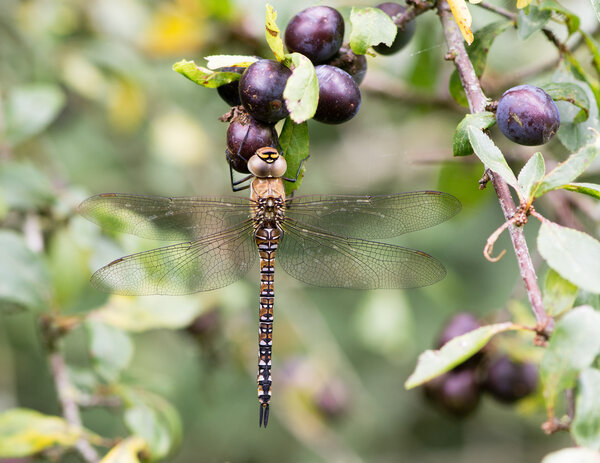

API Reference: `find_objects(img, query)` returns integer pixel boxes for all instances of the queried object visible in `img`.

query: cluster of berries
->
[214,3,416,175]
[424,313,538,417]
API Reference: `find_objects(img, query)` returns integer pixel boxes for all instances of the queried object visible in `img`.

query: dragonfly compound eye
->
[248,151,287,178]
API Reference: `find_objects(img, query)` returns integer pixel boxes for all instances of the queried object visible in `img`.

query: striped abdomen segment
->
[254,226,280,428]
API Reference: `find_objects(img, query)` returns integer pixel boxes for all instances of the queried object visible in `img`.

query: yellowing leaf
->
[448,0,474,45]
[100,436,147,463]
[265,4,286,62]
[517,0,533,8]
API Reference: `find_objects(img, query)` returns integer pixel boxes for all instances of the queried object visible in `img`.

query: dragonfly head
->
[248,147,287,178]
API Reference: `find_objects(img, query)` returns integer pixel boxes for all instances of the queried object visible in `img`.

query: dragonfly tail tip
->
[259,403,270,428]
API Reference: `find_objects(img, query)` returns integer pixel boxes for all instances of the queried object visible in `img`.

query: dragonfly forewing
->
[79,193,252,241]
[279,220,446,289]
[91,223,256,295]
[284,191,461,239]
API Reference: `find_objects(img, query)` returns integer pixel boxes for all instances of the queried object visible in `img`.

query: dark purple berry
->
[373,3,416,55]
[216,66,244,106]
[325,44,368,85]
[315,380,349,420]
[484,356,538,403]
[313,65,361,124]
[496,85,560,146]
[226,110,276,173]
[424,369,481,417]
[436,313,480,348]
[284,6,344,64]
[239,59,291,124]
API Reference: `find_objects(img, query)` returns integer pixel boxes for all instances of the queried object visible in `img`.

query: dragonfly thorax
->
[248,147,287,178]
[253,196,285,227]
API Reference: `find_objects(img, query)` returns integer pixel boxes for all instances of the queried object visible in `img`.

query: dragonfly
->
[79,147,461,427]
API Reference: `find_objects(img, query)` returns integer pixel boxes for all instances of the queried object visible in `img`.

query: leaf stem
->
[437,0,554,336]
[392,0,434,28]
[48,335,99,462]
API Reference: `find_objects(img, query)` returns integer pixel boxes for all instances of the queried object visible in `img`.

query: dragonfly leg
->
[229,162,253,192]
[282,155,310,183]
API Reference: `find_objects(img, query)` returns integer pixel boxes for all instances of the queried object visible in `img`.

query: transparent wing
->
[91,222,256,295]
[284,191,461,239]
[279,220,446,289]
[79,193,252,241]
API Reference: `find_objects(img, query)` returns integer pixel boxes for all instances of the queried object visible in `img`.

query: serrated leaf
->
[283,53,318,123]
[449,21,512,106]
[467,126,520,192]
[265,4,286,62]
[572,368,600,450]
[538,222,600,294]
[279,118,309,196]
[204,54,258,70]
[540,0,580,35]
[172,60,241,88]
[405,322,520,389]
[453,112,496,156]
[536,136,600,197]
[542,447,600,463]
[119,388,182,461]
[540,306,600,414]
[2,84,66,146]
[92,295,204,332]
[0,230,51,312]
[100,436,147,463]
[543,268,578,317]
[85,319,133,383]
[0,408,97,457]
[561,182,600,199]
[517,152,545,200]
[349,7,397,55]
[517,5,551,40]
[542,82,590,123]
[0,161,56,211]
[448,0,473,45]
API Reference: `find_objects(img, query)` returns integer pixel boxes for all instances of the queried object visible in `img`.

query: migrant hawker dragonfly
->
[79,147,461,427]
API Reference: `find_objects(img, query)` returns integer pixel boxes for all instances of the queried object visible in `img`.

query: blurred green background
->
[2,0,595,461]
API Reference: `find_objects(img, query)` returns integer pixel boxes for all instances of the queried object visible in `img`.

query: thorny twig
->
[437,0,554,336]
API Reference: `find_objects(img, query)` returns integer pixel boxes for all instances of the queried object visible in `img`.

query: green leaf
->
[592,0,600,24]
[467,126,520,192]
[561,182,600,199]
[540,306,600,414]
[279,118,309,196]
[265,4,286,62]
[172,60,242,88]
[553,68,600,152]
[542,82,590,123]
[2,84,66,146]
[349,7,397,55]
[540,0,580,35]
[572,368,600,450]
[100,436,147,463]
[538,221,600,294]
[452,112,496,156]
[92,295,204,332]
[120,388,182,461]
[405,322,520,389]
[283,53,318,123]
[0,230,51,312]
[0,161,56,211]
[517,5,551,40]
[204,54,258,70]
[517,152,545,200]
[543,268,578,317]
[0,408,95,457]
[542,447,600,463]
[85,319,133,383]
[535,136,600,197]
[582,30,600,77]
[449,21,512,107]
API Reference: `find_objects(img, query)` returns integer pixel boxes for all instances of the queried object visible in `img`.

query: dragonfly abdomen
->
[254,226,281,427]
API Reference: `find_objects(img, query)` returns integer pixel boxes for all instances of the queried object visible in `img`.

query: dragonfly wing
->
[284,191,461,239]
[79,193,252,241]
[91,223,256,295]
[279,220,446,289]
